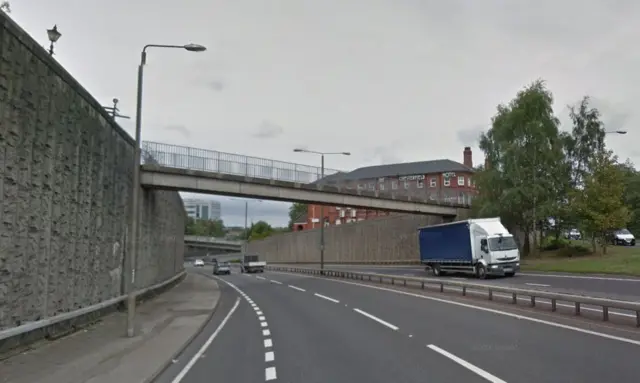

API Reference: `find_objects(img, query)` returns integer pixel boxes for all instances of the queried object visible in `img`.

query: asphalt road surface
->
[155,268,640,383]
[299,264,640,301]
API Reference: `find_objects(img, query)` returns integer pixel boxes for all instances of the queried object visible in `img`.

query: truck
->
[240,254,266,273]
[418,218,520,279]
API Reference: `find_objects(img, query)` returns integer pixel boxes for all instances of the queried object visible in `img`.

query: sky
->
[9,0,640,226]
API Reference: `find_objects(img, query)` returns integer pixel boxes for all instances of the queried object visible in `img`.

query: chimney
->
[463,147,473,168]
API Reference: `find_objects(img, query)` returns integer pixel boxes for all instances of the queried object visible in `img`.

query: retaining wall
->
[246,214,444,263]
[0,13,184,331]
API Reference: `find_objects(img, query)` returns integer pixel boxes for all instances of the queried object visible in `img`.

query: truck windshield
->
[244,255,259,262]
[488,236,518,251]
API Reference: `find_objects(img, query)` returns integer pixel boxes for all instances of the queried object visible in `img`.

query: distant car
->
[193,259,205,267]
[213,262,231,275]
[566,229,581,240]
[609,229,636,246]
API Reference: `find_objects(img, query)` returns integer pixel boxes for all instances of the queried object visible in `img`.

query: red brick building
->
[293,147,478,232]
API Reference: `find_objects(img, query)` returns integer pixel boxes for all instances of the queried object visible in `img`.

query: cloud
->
[253,120,284,139]
[163,124,191,138]
[207,80,225,91]
[456,125,486,147]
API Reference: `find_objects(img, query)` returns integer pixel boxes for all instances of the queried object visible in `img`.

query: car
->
[193,259,205,267]
[213,262,231,275]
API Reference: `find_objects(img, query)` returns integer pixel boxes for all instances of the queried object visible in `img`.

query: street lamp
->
[125,42,206,338]
[293,148,350,274]
[605,130,627,135]
[46,25,61,55]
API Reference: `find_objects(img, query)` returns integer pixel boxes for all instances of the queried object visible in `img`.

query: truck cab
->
[477,234,519,278]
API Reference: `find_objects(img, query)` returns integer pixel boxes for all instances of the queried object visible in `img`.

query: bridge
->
[140,142,470,217]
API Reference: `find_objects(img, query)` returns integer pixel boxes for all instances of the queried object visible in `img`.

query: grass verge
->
[522,245,640,276]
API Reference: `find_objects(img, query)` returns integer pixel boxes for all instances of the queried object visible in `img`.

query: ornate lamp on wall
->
[46,25,61,55]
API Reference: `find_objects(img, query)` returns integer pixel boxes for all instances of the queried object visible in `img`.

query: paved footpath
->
[0,270,219,383]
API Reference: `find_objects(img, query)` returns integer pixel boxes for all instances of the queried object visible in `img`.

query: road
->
[155,268,640,383]
[293,264,640,301]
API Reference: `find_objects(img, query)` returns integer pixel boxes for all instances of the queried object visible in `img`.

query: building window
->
[368,183,375,190]
[380,183,385,191]
[351,209,357,218]
[444,178,450,187]
[392,180,398,190]
[404,181,410,189]
[430,178,436,187]
[468,177,471,187]
[458,176,465,186]
[336,219,341,225]
[357,184,364,190]
[417,179,424,188]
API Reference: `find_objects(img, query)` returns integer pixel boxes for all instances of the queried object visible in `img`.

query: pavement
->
[274,263,640,302]
[157,267,640,383]
[0,269,219,383]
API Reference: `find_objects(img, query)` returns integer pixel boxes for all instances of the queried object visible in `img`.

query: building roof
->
[319,159,473,183]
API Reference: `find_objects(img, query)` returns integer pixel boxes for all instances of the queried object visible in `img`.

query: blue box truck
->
[418,218,520,279]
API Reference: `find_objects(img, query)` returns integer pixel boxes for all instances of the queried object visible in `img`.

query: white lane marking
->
[353,308,399,331]
[289,285,306,292]
[525,283,551,287]
[257,311,263,315]
[259,316,266,321]
[170,298,240,383]
[256,276,266,280]
[427,344,506,383]
[263,329,271,336]
[265,366,277,381]
[314,292,340,303]
[254,307,260,311]
[265,351,274,362]
[521,272,640,282]
[270,280,283,285]
[264,338,273,348]
[272,271,640,347]
[261,321,268,328]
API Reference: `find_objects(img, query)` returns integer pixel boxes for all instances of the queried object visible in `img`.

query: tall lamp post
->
[605,130,627,135]
[293,148,350,274]
[126,42,206,338]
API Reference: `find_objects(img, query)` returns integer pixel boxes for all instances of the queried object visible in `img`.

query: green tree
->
[618,160,640,235]
[185,217,226,237]
[475,79,566,256]
[246,220,274,240]
[288,202,308,229]
[571,151,630,254]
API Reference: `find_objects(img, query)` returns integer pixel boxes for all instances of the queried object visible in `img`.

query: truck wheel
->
[432,264,442,277]
[476,264,488,279]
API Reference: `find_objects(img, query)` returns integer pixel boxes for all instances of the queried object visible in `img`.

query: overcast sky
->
[10,0,640,226]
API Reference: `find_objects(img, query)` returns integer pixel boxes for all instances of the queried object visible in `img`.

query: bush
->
[541,236,570,251]
[556,244,592,258]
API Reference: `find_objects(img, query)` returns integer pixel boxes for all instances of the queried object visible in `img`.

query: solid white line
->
[265,351,274,362]
[256,276,266,280]
[521,272,640,282]
[270,271,640,347]
[263,329,271,336]
[265,366,277,381]
[525,283,551,287]
[170,298,241,383]
[270,280,283,284]
[264,338,273,348]
[427,344,506,383]
[314,292,340,303]
[258,316,266,321]
[289,285,306,292]
[261,321,268,328]
[353,308,399,331]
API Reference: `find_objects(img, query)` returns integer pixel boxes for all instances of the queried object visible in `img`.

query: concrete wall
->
[246,214,444,263]
[0,13,184,330]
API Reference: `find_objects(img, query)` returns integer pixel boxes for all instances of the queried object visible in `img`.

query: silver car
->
[213,262,231,275]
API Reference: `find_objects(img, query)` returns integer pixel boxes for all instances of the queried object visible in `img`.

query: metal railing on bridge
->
[142,142,474,207]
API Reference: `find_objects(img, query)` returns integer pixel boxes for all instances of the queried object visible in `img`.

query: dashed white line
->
[314,292,340,303]
[265,351,275,362]
[525,283,551,287]
[289,285,306,292]
[259,316,266,321]
[427,344,506,383]
[256,276,266,280]
[264,338,273,348]
[270,279,283,284]
[257,310,263,315]
[261,321,268,328]
[169,298,240,383]
[263,329,271,336]
[353,308,399,331]
[265,366,277,381]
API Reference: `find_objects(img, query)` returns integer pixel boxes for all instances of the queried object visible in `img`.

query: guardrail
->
[268,260,421,266]
[0,270,186,343]
[267,266,640,327]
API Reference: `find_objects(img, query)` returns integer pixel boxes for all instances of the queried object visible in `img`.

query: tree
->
[571,151,630,254]
[288,203,308,229]
[565,96,606,187]
[246,220,274,240]
[184,217,226,237]
[618,160,640,235]
[475,79,566,256]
